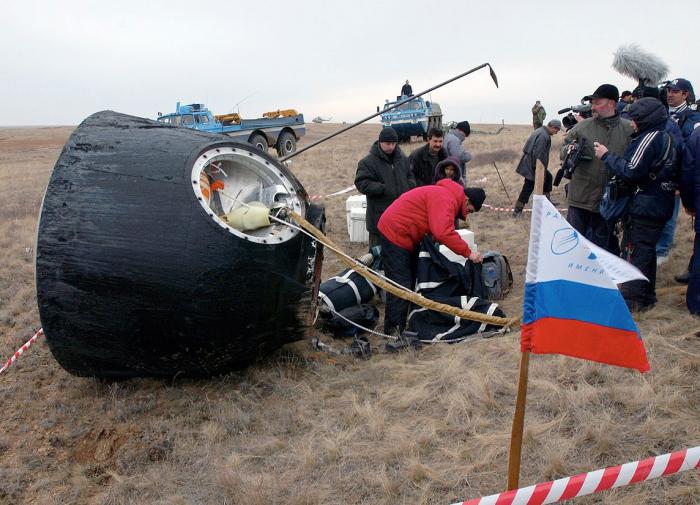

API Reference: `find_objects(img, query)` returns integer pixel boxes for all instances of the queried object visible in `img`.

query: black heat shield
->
[36,111,324,379]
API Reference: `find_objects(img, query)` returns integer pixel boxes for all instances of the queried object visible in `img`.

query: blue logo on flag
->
[551,228,579,255]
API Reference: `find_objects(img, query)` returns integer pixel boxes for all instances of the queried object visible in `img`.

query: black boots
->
[512,201,525,216]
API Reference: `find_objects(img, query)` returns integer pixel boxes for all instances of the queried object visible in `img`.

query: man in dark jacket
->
[355,127,416,251]
[594,98,677,312]
[409,127,447,186]
[377,181,485,334]
[657,78,700,270]
[513,119,562,215]
[616,91,633,114]
[679,127,700,313]
[562,84,634,251]
[401,80,413,97]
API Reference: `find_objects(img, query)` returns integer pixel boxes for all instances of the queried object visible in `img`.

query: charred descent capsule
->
[36,111,324,378]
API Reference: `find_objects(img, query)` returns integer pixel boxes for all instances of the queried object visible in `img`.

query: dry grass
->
[0,123,698,504]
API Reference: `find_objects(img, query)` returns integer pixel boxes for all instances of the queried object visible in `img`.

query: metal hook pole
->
[280,63,499,162]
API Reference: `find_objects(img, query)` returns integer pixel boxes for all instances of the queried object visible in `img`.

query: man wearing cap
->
[355,127,416,251]
[409,127,447,186]
[513,119,562,215]
[377,181,485,335]
[561,84,634,251]
[658,78,700,275]
[442,121,473,183]
[667,78,700,140]
[616,90,634,114]
[532,101,546,129]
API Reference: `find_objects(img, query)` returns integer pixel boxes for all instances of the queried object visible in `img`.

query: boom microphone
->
[612,44,669,86]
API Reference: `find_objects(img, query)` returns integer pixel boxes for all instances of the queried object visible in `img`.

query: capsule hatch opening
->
[192,147,303,244]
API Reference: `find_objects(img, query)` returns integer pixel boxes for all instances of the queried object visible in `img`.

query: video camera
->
[557,102,593,130]
[553,137,589,187]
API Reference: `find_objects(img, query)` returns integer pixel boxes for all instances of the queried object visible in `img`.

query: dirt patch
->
[72,425,140,466]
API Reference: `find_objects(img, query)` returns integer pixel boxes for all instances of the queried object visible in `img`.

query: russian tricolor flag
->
[521,195,650,373]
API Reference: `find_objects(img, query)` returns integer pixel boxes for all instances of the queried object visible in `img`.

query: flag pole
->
[506,159,546,489]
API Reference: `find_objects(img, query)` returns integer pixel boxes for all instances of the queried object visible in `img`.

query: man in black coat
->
[594,98,677,312]
[408,128,447,186]
[355,127,416,251]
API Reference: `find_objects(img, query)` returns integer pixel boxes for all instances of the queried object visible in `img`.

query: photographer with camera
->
[561,84,634,252]
[513,119,562,216]
[594,98,677,312]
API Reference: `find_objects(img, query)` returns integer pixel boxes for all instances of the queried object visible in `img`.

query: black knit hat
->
[456,121,471,136]
[464,187,486,212]
[378,127,398,142]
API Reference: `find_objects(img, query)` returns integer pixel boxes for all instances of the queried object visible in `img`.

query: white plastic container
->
[349,207,369,243]
[438,229,477,264]
[346,195,369,242]
[346,195,367,230]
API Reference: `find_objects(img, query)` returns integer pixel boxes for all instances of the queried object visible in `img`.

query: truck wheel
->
[276,132,296,157]
[249,133,268,151]
[422,133,428,141]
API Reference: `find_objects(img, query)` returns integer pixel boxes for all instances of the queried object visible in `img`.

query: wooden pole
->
[506,159,546,489]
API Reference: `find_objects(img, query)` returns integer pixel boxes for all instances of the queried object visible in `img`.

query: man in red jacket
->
[377,179,486,335]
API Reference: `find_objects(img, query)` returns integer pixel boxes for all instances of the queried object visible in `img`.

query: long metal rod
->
[280,63,499,162]
[493,162,512,203]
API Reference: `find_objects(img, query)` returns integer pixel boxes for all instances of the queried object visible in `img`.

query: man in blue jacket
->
[679,127,700,314]
[594,98,677,312]
[655,78,700,267]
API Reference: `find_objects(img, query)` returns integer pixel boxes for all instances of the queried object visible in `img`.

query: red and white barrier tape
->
[0,328,44,374]
[482,204,568,213]
[309,185,356,201]
[452,446,699,505]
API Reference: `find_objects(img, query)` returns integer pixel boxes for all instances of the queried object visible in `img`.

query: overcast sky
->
[4,0,700,126]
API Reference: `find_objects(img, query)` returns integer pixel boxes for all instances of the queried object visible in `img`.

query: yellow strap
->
[289,210,521,328]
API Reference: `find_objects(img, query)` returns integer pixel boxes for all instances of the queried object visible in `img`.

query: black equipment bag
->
[318,268,377,313]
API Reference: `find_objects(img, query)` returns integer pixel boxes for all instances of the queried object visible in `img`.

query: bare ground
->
[0,123,698,504]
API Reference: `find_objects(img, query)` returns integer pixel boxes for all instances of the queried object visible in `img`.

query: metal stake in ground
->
[492,161,512,203]
[280,63,499,162]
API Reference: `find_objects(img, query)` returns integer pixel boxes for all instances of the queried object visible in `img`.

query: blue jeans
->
[656,195,680,256]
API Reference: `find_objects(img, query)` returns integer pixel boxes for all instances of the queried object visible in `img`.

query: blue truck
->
[156,102,305,156]
[378,95,442,142]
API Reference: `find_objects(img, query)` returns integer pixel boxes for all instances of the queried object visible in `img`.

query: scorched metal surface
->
[36,111,324,378]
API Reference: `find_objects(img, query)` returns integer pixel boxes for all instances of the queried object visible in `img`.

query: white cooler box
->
[346,195,369,243]
[438,229,477,264]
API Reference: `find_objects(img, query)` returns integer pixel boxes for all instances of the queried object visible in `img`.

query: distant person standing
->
[442,121,472,183]
[616,90,634,114]
[408,127,447,186]
[532,101,546,129]
[513,119,562,215]
[355,127,416,251]
[401,80,413,97]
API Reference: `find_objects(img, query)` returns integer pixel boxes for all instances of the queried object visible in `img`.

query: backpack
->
[480,251,513,301]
